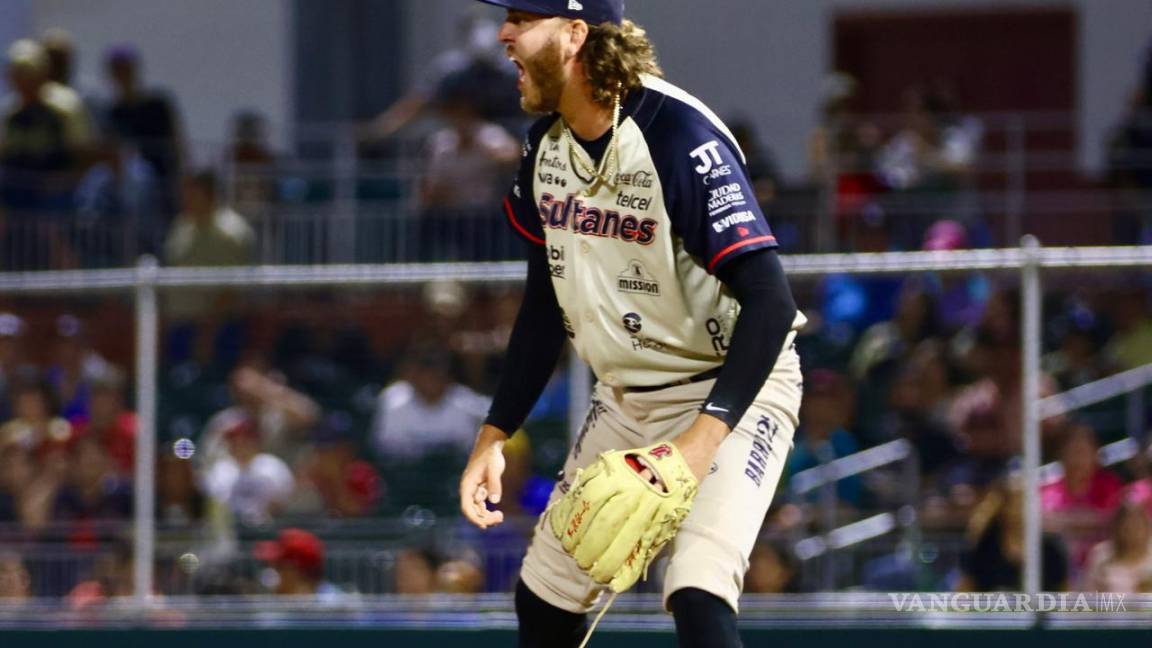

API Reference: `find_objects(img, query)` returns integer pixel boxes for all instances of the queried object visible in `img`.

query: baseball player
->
[457,2,805,646]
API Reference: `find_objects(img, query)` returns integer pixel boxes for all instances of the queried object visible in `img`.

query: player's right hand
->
[459,424,509,529]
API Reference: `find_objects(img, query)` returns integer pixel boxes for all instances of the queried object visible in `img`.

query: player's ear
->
[566,19,589,55]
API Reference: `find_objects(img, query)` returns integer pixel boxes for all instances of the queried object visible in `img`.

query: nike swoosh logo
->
[704,404,729,414]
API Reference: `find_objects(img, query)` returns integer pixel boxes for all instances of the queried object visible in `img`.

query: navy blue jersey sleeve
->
[503,117,555,246]
[648,104,777,272]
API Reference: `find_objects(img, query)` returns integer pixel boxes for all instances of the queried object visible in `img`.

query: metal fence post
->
[133,255,160,606]
[818,444,838,591]
[1020,235,1042,594]
[900,447,922,570]
[1127,388,1147,445]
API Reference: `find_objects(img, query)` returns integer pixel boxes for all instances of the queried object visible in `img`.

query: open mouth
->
[509,56,526,86]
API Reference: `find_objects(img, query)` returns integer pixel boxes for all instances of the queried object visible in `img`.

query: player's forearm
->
[702,249,798,429]
[484,246,567,434]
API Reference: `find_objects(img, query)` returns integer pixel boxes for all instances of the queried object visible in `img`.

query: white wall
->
[455,0,1152,179]
[1080,0,1152,172]
[26,0,292,162]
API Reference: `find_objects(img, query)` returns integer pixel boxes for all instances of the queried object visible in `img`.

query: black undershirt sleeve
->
[484,244,569,435]
[703,248,798,429]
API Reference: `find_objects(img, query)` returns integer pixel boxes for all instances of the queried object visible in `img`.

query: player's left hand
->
[548,441,700,593]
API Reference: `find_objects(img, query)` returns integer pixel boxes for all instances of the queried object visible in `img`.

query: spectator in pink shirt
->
[1042,424,1125,572]
[1042,425,1125,514]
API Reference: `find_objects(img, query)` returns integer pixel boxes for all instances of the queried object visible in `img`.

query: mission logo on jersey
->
[617,260,660,296]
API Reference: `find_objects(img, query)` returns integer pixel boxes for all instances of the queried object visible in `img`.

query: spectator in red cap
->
[255,528,342,598]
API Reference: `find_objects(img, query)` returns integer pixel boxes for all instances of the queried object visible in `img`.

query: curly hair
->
[579,19,663,107]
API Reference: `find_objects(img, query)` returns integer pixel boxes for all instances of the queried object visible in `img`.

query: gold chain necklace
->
[561,85,622,196]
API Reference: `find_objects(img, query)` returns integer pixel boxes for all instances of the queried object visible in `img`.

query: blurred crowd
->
[5,19,1152,273]
[804,73,986,253]
[1,32,184,270]
[759,272,1152,594]
[0,276,567,602]
[2,269,1152,601]
[0,20,527,273]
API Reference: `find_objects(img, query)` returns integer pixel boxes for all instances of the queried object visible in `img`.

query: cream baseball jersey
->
[504,75,806,388]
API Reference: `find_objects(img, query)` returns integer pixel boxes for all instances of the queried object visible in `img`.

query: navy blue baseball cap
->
[475,0,624,25]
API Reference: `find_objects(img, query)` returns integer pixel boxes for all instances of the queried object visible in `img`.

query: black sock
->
[515,578,589,648]
[668,587,744,648]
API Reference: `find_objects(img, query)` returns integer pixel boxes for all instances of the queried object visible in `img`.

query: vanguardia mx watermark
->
[889,592,1128,613]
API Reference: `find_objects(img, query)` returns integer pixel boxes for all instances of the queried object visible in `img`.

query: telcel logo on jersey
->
[616,191,652,211]
[617,260,660,296]
[538,193,658,245]
[690,140,732,184]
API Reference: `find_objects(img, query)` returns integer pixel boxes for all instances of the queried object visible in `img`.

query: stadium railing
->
[1,241,1150,630]
[8,111,1152,271]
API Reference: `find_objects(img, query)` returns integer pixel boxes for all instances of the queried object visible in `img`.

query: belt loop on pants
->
[622,366,723,393]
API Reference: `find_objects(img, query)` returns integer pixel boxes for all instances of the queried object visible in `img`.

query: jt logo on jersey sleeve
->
[690,140,732,185]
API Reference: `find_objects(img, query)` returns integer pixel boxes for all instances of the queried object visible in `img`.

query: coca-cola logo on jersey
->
[615,170,654,188]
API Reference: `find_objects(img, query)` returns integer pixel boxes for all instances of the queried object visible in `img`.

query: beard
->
[520,39,565,114]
